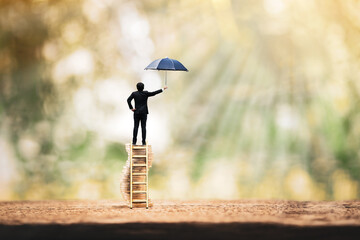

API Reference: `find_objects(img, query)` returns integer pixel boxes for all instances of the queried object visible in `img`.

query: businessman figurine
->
[127,82,167,145]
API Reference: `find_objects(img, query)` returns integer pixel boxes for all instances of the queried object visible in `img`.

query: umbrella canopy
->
[144,57,188,71]
[144,57,188,86]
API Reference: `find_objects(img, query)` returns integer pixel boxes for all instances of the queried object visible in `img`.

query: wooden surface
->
[0,200,359,239]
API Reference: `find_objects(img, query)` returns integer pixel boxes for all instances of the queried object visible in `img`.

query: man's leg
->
[133,114,140,144]
[140,114,147,145]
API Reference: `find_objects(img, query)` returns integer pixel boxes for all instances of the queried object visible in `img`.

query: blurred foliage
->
[0,0,359,200]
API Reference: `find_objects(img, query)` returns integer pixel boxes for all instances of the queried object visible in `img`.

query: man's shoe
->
[142,142,146,146]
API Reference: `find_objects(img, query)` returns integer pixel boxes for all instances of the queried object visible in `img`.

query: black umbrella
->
[144,57,188,86]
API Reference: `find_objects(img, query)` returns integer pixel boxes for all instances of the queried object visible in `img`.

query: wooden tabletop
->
[0,200,359,239]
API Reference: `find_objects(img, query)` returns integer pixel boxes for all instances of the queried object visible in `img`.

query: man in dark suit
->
[127,82,167,145]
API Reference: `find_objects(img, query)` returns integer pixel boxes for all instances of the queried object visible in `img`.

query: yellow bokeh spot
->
[332,170,358,200]
[285,167,325,200]
[252,174,283,199]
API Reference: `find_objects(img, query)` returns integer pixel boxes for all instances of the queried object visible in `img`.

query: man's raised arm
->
[147,86,168,97]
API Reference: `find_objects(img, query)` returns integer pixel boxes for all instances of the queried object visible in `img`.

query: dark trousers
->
[133,113,147,144]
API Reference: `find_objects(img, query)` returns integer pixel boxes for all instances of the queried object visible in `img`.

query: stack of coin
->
[120,144,153,207]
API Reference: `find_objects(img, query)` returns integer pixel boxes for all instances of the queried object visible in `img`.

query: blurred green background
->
[0,0,359,201]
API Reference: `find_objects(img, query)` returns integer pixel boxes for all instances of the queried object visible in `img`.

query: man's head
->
[136,82,144,91]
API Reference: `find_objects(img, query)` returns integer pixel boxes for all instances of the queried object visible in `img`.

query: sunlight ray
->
[179,47,245,143]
